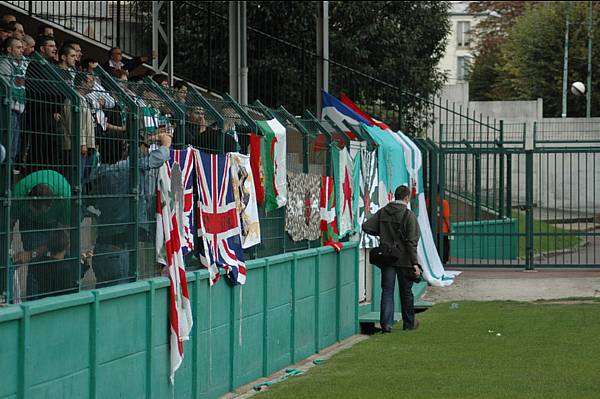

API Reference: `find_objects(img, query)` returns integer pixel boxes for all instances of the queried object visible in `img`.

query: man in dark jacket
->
[362,185,421,333]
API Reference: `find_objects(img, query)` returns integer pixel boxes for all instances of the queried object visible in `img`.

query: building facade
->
[438,1,487,84]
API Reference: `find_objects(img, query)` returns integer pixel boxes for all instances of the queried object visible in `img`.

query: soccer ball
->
[571,81,586,96]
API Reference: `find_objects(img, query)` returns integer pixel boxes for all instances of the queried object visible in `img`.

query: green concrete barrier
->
[0,242,359,399]
[451,218,518,260]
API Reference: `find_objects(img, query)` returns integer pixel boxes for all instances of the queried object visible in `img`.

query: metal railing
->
[5,1,152,58]
[0,53,335,303]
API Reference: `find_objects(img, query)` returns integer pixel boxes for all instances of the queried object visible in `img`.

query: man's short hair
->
[152,73,168,85]
[35,35,54,52]
[62,39,80,48]
[58,44,75,59]
[3,37,21,52]
[174,80,187,90]
[8,21,22,30]
[37,24,52,36]
[395,185,411,201]
[81,57,98,70]
[112,69,128,80]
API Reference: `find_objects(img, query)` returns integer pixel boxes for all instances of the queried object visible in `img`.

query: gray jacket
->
[362,201,420,268]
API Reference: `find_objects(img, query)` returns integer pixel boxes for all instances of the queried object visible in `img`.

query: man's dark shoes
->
[403,319,420,331]
[381,325,392,334]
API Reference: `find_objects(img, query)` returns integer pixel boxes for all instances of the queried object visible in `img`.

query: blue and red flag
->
[194,150,247,285]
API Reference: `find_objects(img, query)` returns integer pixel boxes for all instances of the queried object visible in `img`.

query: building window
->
[457,56,471,81]
[457,21,471,47]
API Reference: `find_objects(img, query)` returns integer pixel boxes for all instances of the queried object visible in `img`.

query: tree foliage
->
[466,1,534,100]
[494,1,600,117]
[134,1,451,126]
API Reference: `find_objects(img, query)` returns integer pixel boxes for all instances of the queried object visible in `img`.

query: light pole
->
[587,0,593,118]
[562,1,571,118]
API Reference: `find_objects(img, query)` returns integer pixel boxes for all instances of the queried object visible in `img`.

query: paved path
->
[422,268,600,303]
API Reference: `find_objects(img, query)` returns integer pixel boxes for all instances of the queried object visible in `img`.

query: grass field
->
[258,300,600,399]
[515,212,584,257]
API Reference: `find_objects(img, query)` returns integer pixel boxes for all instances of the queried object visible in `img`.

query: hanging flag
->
[229,152,261,249]
[339,92,390,131]
[331,146,356,238]
[285,172,322,242]
[320,175,341,245]
[359,149,380,248]
[194,149,247,285]
[256,119,287,212]
[167,148,196,256]
[249,133,265,205]
[337,92,460,286]
[321,90,372,140]
[155,162,193,384]
[394,131,461,287]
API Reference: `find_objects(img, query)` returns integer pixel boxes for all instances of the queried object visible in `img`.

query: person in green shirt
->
[9,170,74,300]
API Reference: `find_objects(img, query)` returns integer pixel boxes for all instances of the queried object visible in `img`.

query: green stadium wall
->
[0,242,359,399]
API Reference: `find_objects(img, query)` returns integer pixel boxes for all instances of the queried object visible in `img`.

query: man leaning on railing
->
[86,129,172,288]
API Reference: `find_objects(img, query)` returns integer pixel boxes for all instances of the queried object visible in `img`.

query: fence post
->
[474,153,482,221]
[498,120,505,219]
[116,1,121,47]
[438,150,446,258]
[430,147,439,246]
[506,153,512,219]
[525,150,535,270]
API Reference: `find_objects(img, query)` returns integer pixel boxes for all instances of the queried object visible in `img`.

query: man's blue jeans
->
[380,266,415,330]
[10,110,21,165]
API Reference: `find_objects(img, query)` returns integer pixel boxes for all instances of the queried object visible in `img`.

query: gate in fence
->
[420,120,600,269]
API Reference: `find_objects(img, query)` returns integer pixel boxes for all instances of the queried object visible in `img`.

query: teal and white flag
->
[393,131,461,287]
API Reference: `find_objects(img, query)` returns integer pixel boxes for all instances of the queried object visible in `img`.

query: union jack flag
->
[168,148,196,256]
[193,149,247,285]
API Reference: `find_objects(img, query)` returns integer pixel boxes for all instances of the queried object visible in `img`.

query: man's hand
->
[413,265,421,278]
[13,251,31,263]
[81,145,88,155]
[158,131,172,148]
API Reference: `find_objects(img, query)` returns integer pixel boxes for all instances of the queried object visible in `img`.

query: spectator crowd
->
[0,13,212,302]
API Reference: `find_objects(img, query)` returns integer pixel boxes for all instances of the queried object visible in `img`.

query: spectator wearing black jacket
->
[102,46,156,77]
[23,35,64,173]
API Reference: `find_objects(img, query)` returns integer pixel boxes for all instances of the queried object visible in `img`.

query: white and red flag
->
[156,153,193,384]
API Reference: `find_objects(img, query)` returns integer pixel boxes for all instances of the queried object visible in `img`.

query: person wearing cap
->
[1,15,17,25]
[0,20,14,43]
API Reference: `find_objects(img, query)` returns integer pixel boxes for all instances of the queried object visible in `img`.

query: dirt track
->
[422,268,600,303]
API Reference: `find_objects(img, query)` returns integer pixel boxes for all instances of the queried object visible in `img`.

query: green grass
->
[258,301,600,399]
[515,212,584,257]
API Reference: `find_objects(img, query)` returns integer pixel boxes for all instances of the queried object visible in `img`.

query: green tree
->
[495,1,600,117]
[133,1,451,127]
[466,1,534,100]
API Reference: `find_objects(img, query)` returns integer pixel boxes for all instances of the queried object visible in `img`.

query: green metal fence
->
[0,54,349,304]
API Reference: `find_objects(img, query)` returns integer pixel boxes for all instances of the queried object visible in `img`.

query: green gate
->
[423,120,600,269]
